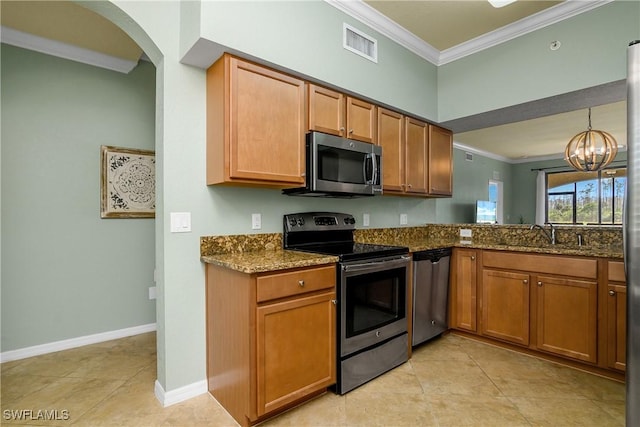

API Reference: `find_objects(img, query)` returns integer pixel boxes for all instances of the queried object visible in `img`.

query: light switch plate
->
[252,213,262,230]
[363,213,370,226]
[148,286,157,300]
[170,212,191,233]
[400,213,408,225]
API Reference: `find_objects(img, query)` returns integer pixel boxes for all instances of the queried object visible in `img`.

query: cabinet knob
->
[340,127,345,133]
[349,128,354,134]
[537,281,543,287]
[298,280,305,287]
[331,299,337,305]
[523,279,528,285]
[609,290,616,296]
[471,256,475,260]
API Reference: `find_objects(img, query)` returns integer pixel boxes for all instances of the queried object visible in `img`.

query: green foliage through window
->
[546,168,626,225]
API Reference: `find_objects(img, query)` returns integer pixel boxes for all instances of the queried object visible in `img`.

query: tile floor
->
[1,332,625,426]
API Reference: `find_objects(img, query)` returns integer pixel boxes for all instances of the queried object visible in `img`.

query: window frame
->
[545,168,626,225]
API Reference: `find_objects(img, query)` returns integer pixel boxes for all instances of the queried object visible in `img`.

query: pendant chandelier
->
[564,107,618,172]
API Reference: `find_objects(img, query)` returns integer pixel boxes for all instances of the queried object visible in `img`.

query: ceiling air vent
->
[343,23,377,63]
[465,152,474,161]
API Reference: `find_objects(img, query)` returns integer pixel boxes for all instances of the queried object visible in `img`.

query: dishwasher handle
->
[413,247,452,263]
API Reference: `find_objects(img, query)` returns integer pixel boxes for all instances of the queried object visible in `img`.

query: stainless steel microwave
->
[283,132,382,197]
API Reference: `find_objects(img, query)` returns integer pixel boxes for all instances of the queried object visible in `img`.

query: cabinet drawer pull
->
[298,280,305,287]
[609,290,616,296]
[537,281,543,287]
[523,279,528,285]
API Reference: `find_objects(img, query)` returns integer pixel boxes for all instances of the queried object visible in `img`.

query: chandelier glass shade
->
[564,108,618,172]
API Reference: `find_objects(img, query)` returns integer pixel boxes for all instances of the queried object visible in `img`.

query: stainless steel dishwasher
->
[412,247,452,346]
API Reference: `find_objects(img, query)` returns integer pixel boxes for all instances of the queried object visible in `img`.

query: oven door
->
[339,255,410,357]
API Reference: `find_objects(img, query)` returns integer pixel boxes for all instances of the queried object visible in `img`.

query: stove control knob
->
[297,218,305,226]
[289,218,297,227]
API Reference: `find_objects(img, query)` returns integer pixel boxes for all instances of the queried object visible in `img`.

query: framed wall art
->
[101,145,156,218]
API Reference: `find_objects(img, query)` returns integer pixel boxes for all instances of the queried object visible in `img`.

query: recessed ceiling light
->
[488,0,517,8]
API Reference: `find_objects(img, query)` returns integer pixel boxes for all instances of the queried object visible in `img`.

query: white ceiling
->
[0,0,625,163]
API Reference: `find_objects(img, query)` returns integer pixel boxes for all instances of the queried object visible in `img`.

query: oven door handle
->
[342,255,411,272]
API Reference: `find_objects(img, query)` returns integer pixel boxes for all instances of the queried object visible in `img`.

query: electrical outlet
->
[460,229,472,237]
[363,213,370,226]
[400,213,408,225]
[252,213,262,230]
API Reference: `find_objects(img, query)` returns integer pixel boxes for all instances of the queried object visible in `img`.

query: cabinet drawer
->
[257,265,336,302]
[482,251,597,279]
[608,261,626,283]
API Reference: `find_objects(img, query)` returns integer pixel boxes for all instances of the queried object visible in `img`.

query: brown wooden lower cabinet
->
[450,249,624,374]
[206,263,336,427]
[450,248,478,332]
[481,269,530,346]
[256,292,335,416]
[535,275,597,363]
[607,260,627,371]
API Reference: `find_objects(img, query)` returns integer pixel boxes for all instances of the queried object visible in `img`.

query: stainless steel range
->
[283,212,410,394]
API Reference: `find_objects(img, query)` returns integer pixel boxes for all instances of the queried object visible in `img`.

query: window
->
[546,168,626,225]
[488,180,503,224]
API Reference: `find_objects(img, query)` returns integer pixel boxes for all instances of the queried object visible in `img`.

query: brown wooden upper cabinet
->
[377,109,453,197]
[428,125,453,196]
[307,83,377,144]
[206,54,306,187]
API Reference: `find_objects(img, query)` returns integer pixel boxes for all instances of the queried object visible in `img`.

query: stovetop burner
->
[283,212,409,262]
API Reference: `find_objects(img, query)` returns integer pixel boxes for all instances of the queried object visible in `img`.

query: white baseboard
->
[154,379,208,407]
[0,323,157,363]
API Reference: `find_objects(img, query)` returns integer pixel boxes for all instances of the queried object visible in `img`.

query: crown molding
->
[326,0,613,66]
[324,0,440,64]
[1,26,138,73]
[453,141,513,163]
[439,0,614,65]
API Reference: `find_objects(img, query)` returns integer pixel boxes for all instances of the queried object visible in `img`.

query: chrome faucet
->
[529,223,556,245]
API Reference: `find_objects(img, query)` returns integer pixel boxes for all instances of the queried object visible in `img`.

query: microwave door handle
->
[364,153,375,185]
[371,152,378,185]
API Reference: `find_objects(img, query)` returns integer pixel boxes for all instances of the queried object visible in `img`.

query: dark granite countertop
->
[200,225,623,274]
[201,249,338,274]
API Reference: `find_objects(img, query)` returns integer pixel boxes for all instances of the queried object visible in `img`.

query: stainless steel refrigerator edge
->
[626,39,640,426]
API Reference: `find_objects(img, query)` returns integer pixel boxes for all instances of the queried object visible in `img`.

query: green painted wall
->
[196,0,439,121]
[438,0,640,121]
[436,149,513,224]
[0,45,156,351]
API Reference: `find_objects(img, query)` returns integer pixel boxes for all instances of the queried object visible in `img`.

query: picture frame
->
[101,145,156,218]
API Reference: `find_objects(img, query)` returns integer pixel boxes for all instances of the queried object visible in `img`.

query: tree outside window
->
[547,168,626,225]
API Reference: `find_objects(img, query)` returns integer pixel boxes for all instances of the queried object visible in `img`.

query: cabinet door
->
[451,249,478,332]
[481,269,530,346]
[607,283,626,371]
[377,108,405,193]
[536,275,597,363]
[346,97,376,143]
[404,117,428,195]
[428,125,453,196]
[307,84,345,137]
[256,291,336,416]
[229,57,305,184]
